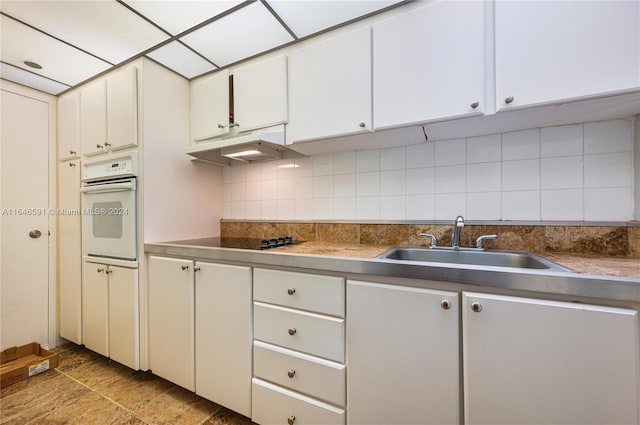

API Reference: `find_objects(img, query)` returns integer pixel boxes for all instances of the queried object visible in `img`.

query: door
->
[58,91,81,160]
[109,265,139,370]
[81,260,109,356]
[190,71,229,143]
[463,292,639,425]
[106,66,138,152]
[148,256,195,390]
[58,160,82,344]
[1,89,51,349]
[80,79,107,156]
[195,262,252,416]
[347,280,459,425]
[288,27,372,144]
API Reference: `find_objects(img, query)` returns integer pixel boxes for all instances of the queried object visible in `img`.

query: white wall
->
[635,115,639,221]
[223,118,635,222]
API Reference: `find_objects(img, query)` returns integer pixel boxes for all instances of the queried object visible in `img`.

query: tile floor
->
[1,343,253,425]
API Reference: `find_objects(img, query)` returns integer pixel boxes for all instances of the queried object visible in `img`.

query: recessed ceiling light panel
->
[146,42,217,79]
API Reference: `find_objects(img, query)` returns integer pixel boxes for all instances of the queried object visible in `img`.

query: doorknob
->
[28,230,42,239]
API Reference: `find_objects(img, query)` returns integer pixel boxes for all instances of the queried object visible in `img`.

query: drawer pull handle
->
[181,265,189,270]
[287,288,296,295]
[471,302,482,313]
[441,299,451,310]
[288,416,296,425]
[288,328,297,336]
[287,369,296,378]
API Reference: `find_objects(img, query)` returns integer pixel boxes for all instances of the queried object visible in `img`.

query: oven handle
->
[80,181,135,193]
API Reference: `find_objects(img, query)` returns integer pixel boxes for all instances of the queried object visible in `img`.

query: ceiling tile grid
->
[0,0,405,95]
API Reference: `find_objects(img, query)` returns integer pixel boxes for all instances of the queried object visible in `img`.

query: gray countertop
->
[145,240,640,303]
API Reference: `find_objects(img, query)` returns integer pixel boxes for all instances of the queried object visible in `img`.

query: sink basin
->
[377,247,574,272]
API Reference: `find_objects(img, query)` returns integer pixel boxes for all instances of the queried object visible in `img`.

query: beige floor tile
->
[0,373,90,425]
[0,368,60,400]
[133,385,221,425]
[205,407,253,425]
[95,370,174,411]
[54,343,102,373]
[64,357,137,391]
[28,391,129,425]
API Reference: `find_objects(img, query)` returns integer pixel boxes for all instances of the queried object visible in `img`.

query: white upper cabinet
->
[233,55,288,133]
[80,66,138,156]
[288,27,372,144]
[495,0,640,110]
[190,70,230,143]
[80,79,107,156]
[106,66,138,152]
[373,0,485,130]
[58,91,81,160]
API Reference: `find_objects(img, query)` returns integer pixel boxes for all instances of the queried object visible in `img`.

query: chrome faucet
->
[419,233,438,247]
[452,215,464,249]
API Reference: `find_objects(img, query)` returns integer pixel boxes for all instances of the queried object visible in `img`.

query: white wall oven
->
[81,152,138,267]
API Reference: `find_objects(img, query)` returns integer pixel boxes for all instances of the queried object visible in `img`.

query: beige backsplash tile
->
[220,221,639,258]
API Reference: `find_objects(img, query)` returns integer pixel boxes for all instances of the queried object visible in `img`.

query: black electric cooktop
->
[166,236,303,250]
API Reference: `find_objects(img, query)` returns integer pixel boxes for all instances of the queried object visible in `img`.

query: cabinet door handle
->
[358,121,366,128]
[288,416,296,425]
[104,141,111,147]
[69,149,76,155]
[69,162,76,167]
[287,369,296,378]
[181,265,189,270]
[217,123,227,129]
[504,96,515,104]
[194,266,201,272]
[470,101,479,109]
[288,328,297,336]
[441,299,451,310]
[287,288,296,295]
[471,302,482,312]
[105,269,113,275]
[96,144,103,149]
[97,268,105,273]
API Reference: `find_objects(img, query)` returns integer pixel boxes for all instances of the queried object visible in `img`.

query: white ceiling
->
[0,0,404,96]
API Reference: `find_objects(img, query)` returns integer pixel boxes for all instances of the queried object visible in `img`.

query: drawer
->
[254,268,345,317]
[254,341,345,407]
[252,378,345,425]
[254,302,345,363]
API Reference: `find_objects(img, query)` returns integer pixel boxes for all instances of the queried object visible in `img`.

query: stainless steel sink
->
[377,247,575,272]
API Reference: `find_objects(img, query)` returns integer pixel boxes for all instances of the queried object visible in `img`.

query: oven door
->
[80,177,137,262]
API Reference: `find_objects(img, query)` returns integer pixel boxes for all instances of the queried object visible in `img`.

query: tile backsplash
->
[223,118,635,222]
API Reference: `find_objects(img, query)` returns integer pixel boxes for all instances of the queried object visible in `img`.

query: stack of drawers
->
[252,268,346,425]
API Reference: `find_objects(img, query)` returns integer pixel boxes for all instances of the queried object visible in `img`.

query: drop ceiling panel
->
[0,15,112,86]
[0,63,69,95]
[268,0,400,38]
[146,42,217,79]
[123,0,243,35]
[0,0,169,64]
[181,1,294,67]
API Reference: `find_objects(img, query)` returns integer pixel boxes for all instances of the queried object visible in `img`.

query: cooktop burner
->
[167,236,303,250]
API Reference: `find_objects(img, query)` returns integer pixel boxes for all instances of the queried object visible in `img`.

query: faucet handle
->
[419,233,438,247]
[476,234,498,249]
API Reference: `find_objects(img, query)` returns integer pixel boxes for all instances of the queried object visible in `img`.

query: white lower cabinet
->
[463,292,639,425]
[346,280,460,425]
[195,262,252,417]
[81,260,139,369]
[148,256,252,414]
[252,268,346,425]
[148,256,195,390]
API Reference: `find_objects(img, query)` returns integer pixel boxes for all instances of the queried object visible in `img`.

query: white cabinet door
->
[82,260,109,356]
[233,55,288,132]
[495,0,640,110]
[347,281,459,425]
[106,66,138,151]
[463,292,639,425]
[58,160,82,344]
[80,79,107,156]
[191,71,229,143]
[58,91,81,160]
[195,262,252,417]
[373,0,484,129]
[288,27,371,144]
[108,265,139,370]
[148,256,195,391]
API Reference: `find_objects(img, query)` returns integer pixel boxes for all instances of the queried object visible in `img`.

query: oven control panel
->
[81,152,138,181]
